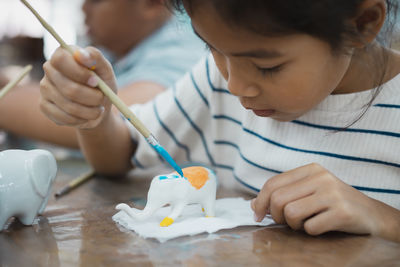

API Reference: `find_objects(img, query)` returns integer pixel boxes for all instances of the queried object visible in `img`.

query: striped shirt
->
[127,54,400,209]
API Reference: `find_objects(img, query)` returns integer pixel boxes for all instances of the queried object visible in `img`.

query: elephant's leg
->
[18,212,37,225]
[160,202,186,227]
[202,198,216,217]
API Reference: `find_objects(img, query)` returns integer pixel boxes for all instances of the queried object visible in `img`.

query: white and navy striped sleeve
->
[126,54,217,169]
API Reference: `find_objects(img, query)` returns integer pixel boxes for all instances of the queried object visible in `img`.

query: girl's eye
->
[256,64,283,76]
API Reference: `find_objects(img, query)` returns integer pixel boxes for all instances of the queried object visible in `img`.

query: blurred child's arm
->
[0,75,165,149]
[118,81,165,105]
[251,163,400,242]
[76,110,134,176]
[0,82,79,148]
[40,46,134,176]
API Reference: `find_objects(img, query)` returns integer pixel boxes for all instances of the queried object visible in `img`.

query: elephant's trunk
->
[116,203,158,221]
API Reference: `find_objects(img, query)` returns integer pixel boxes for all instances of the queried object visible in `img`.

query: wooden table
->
[1,158,400,266]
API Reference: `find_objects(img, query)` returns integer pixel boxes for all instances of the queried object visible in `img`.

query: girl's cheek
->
[211,51,229,79]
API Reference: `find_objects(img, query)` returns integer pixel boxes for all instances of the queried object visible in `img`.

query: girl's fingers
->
[304,186,374,235]
[283,194,328,230]
[40,76,104,122]
[72,46,97,70]
[51,46,117,94]
[40,98,87,126]
[286,182,371,235]
[50,47,95,86]
[253,163,325,221]
[80,47,117,90]
[269,173,322,224]
[40,46,116,130]
[43,61,104,107]
[303,209,342,236]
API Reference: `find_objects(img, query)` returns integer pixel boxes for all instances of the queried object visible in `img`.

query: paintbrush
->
[0,65,32,100]
[20,0,183,176]
[55,170,95,198]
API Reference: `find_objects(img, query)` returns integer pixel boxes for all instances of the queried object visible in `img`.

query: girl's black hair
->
[168,0,397,50]
[167,0,398,127]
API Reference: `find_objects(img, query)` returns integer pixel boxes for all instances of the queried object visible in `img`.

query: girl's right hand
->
[40,46,118,129]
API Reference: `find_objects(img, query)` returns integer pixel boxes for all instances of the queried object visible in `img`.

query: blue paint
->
[159,174,187,180]
[153,144,184,177]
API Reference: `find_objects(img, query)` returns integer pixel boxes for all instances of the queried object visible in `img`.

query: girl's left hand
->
[251,163,400,239]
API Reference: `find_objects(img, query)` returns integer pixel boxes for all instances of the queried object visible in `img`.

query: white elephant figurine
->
[0,149,57,230]
[116,166,217,227]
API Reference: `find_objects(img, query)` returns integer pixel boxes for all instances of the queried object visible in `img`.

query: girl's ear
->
[351,0,386,47]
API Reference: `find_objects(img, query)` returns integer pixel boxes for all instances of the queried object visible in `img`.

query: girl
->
[40,0,400,241]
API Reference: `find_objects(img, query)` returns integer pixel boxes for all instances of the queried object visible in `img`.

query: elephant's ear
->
[28,150,57,198]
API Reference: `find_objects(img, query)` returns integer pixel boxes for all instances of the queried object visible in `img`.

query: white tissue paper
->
[112,197,275,242]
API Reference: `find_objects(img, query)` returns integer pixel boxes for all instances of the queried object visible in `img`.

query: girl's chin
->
[252,109,275,117]
[253,111,300,122]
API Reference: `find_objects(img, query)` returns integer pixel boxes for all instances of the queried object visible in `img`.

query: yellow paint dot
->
[160,217,174,227]
[72,50,96,70]
[73,50,80,62]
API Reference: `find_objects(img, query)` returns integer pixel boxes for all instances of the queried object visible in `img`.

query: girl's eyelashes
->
[256,64,283,77]
[204,42,284,77]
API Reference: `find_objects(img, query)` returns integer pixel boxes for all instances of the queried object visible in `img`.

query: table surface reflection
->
[1,158,400,267]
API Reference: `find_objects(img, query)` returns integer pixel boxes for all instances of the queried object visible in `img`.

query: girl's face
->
[190,4,354,121]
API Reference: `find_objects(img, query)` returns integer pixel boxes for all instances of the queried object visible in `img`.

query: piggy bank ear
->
[28,150,57,198]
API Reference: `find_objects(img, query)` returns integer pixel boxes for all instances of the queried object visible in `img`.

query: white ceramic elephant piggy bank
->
[116,166,217,227]
[0,149,57,230]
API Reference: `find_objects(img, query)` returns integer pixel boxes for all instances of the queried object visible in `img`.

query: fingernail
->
[87,75,98,87]
[100,106,105,113]
[79,48,90,59]
[74,48,96,69]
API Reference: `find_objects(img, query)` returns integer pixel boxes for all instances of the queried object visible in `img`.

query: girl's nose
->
[227,74,259,97]
[225,60,260,97]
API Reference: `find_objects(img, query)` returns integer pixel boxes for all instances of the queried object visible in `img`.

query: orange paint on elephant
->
[182,166,209,189]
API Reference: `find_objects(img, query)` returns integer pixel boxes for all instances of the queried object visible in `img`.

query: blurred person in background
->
[0,0,204,150]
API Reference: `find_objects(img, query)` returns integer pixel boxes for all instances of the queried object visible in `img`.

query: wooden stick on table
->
[55,170,96,198]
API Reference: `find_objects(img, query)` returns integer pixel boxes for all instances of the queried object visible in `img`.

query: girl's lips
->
[252,109,276,117]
